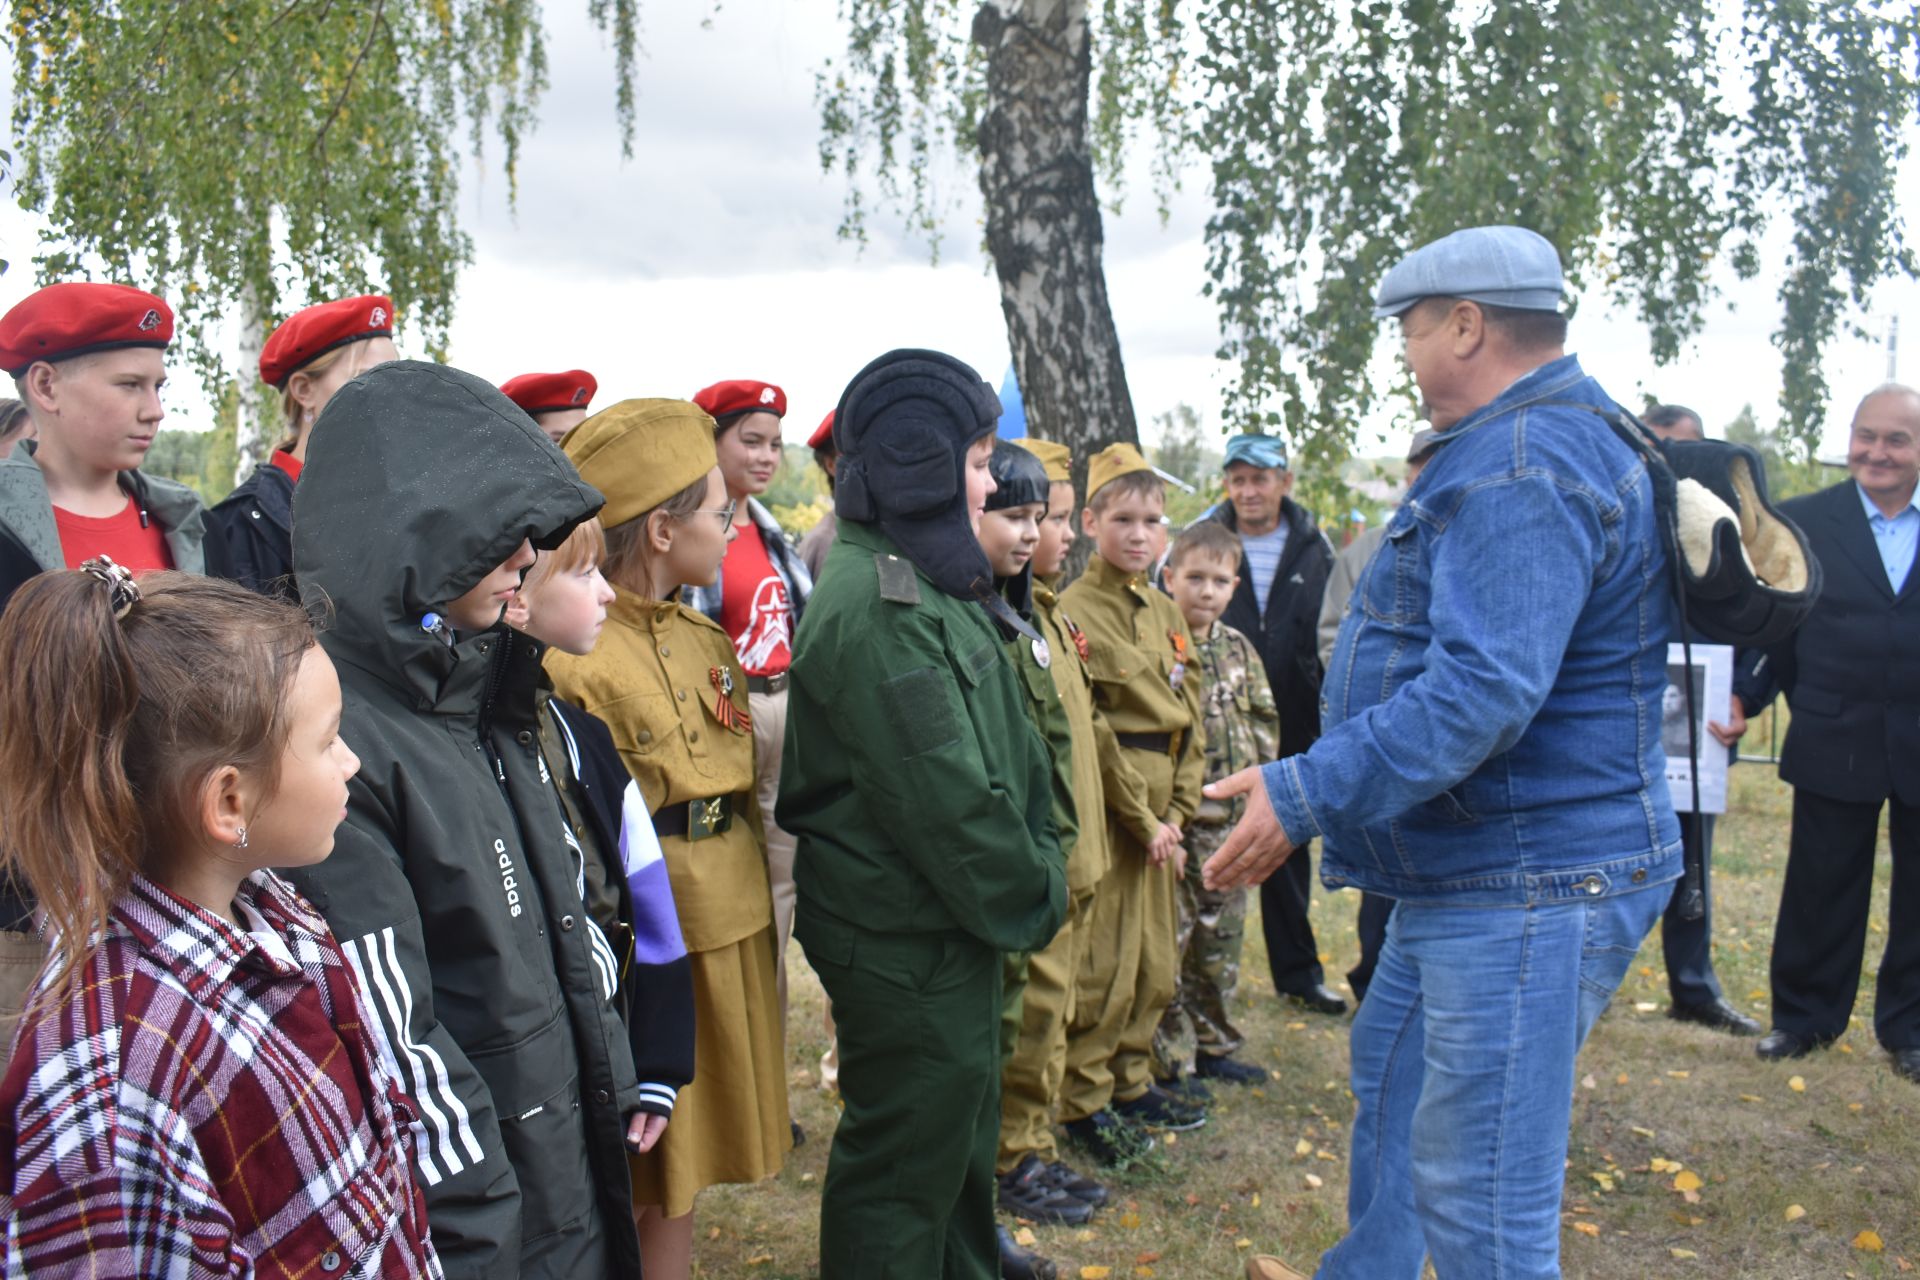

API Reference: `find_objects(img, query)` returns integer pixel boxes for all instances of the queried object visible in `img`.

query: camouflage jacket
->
[1191,621,1281,827]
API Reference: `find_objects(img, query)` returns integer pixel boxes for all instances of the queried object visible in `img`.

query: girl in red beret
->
[685,380,813,1145]
[209,294,398,600]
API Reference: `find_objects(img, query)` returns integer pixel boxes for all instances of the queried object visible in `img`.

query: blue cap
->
[1223,434,1289,471]
[1372,225,1564,320]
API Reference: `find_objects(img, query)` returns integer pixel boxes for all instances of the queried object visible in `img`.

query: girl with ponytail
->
[0,561,441,1278]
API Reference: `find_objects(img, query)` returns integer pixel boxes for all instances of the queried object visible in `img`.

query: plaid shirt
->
[0,870,441,1279]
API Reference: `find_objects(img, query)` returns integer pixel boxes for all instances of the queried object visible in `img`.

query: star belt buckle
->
[688,795,734,842]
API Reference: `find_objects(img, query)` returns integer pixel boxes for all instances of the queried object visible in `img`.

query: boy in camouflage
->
[1153,520,1282,1086]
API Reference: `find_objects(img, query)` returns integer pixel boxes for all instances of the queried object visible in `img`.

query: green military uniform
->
[1151,619,1281,1079]
[1059,554,1205,1118]
[998,600,1079,1070]
[781,519,1067,1279]
[998,578,1114,1169]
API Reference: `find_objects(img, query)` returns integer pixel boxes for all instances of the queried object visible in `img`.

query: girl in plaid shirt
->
[0,562,441,1279]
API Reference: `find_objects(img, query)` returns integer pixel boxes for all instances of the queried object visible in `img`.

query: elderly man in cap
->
[1204,432,1343,1015]
[1208,226,1680,1280]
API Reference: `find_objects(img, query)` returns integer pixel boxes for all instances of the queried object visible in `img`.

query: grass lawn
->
[698,763,1918,1278]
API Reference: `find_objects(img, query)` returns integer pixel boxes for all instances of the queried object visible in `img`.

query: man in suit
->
[1205,435,1344,1015]
[1735,384,1920,1083]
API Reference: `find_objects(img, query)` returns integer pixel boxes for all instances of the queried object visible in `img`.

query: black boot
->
[997,1224,1058,1280]
[997,1154,1094,1225]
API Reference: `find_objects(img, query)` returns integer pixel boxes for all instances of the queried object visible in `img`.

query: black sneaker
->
[996,1223,1059,1280]
[1195,1053,1270,1086]
[1042,1159,1109,1207]
[1113,1084,1207,1132]
[1159,1073,1213,1106]
[1062,1109,1156,1167]
[998,1154,1095,1225]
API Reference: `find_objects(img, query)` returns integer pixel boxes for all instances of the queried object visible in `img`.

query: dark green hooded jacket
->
[286,361,641,1280]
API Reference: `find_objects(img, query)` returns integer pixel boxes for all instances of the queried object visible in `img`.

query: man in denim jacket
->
[1210,226,1681,1280]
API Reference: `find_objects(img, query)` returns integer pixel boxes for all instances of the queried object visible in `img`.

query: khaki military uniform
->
[1059,555,1204,1117]
[999,579,1115,1168]
[1152,620,1281,1079]
[547,588,791,1217]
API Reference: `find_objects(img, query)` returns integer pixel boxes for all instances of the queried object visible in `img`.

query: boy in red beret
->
[210,294,399,599]
[0,282,224,614]
[502,370,598,443]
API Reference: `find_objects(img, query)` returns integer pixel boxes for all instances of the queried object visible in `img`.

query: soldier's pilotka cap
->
[563,398,716,529]
[1372,225,1565,319]
[1012,437,1072,485]
[1223,434,1288,471]
[1086,442,1154,501]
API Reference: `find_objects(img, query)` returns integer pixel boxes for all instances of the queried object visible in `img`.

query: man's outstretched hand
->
[1201,766,1297,891]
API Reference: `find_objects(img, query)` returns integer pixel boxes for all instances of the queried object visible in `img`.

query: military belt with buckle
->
[653,793,738,842]
[1115,730,1183,759]
[746,672,790,695]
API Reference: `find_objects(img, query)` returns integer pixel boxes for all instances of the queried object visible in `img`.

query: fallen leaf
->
[1118,1212,1141,1230]
[1682,1188,1702,1205]
[800,1172,815,1183]
[1135,1252,1160,1265]
[1134,1270,1155,1279]
[1571,1221,1602,1237]
[1788,1075,1807,1093]
[1303,1174,1324,1190]
[1649,1158,1682,1174]
[1894,1256,1913,1272]
[1163,1132,1177,1146]
[1673,1171,1704,1193]
[1848,1102,1864,1113]
[708,1228,722,1241]
[1739,1094,1764,1103]
[1784,1204,1806,1222]
[1590,1172,1616,1192]
[1632,1126,1658,1140]
[747,1255,773,1266]
[1250,1194,1261,1208]
[1634,1001,1659,1012]
[1667,1070,1691,1079]
[1856,1231,1886,1254]
[1080,1268,1113,1280]
[1185,1193,1201,1206]
[1617,1073,1631,1085]
[1294,1138,1313,1157]
[1670,1248,1699,1259]
[1581,1074,1597,1090]
[1235,1239,1252,1250]
[1315,1149,1337,1162]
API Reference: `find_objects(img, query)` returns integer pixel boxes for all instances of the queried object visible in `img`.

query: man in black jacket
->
[1735,384,1920,1084]
[1204,434,1343,1014]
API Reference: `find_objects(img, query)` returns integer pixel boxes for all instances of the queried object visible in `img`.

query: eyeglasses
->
[675,499,737,530]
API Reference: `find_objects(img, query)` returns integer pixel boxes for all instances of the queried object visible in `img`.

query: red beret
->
[807,410,836,450]
[260,294,394,388]
[693,379,786,422]
[0,283,173,377]
[501,370,598,415]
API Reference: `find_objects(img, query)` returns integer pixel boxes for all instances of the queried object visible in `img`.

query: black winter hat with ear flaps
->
[832,348,1004,600]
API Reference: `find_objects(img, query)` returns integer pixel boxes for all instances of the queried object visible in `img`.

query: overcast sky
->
[1,0,1913,463]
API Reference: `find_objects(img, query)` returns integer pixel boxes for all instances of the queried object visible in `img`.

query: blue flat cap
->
[1223,434,1289,471]
[1372,225,1564,319]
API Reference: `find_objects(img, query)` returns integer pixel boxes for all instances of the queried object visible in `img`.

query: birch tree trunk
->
[234,283,273,486]
[973,0,1140,525]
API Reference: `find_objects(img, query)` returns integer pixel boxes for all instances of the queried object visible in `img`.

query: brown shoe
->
[1245,1256,1310,1280]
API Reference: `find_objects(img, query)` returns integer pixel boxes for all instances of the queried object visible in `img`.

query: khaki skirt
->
[628,923,791,1216]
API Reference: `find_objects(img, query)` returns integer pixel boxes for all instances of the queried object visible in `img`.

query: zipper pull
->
[494,754,506,785]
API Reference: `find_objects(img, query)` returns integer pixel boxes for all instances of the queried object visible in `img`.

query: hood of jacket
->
[292,360,602,706]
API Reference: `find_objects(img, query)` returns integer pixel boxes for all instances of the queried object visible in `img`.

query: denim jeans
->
[1315,882,1670,1280]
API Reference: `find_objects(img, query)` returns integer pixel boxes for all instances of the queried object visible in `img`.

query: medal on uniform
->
[708,667,751,733]
[1032,637,1052,669]
[1169,630,1188,689]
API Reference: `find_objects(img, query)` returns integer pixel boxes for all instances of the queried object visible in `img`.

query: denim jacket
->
[1266,354,1681,905]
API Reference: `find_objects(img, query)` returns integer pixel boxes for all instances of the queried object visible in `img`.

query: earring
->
[235,826,249,850]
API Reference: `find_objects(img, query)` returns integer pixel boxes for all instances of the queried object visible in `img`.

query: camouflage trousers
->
[1151,819,1249,1079]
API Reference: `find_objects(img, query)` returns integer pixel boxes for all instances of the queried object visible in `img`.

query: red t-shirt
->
[271,450,303,482]
[718,525,793,676]
[53,497,175,572]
